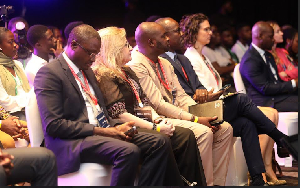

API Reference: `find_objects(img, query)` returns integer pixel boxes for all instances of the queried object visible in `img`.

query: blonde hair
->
[93,27,127,80]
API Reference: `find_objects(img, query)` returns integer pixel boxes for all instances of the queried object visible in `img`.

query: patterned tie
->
[77,71,87,87]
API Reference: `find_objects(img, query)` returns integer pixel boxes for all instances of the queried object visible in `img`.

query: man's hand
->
[158,119,175,137]
[197,116,220,133]
[193,89,211,103]
[0,149,14,177]
[93,121,136,141]
[206,89,224,102]
[1,116,21,138]
[50,40,64,57]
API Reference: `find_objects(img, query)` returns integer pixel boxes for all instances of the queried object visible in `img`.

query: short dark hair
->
[219,24,231,35]
[0,27,10,43]
[27,25,49,47]
[64,21,84,40]
[68,24,100,46]
[236,23,250,33]
[179,13,209,48]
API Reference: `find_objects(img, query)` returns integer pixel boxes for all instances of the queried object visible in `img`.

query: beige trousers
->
[168,119,233,186]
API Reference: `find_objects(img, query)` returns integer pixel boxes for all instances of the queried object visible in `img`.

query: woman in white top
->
[0,27,30,120]
[180,13,285,185]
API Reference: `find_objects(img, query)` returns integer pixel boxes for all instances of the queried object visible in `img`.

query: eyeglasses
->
[202,27,212,33]
[73,40,96,61]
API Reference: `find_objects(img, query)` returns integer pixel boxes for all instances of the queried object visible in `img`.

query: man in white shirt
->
[25,25,56,87]
[231,23,252,62]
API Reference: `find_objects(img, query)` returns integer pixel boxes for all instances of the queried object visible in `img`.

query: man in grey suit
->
[34,24,182,186]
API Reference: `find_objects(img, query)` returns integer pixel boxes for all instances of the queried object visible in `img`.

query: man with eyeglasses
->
[33,24,184,186]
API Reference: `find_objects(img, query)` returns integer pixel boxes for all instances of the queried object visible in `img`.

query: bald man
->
[240,21,298,112]
[34,24,182,186]
[128,22,234,186]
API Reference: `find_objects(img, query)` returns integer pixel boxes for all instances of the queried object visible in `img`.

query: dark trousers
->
[0,147,57,186]
[223,93,279,176]
[79,130,181,186]
[141,126,207,186]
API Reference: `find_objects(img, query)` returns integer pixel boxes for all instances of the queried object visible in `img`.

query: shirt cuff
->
[291,79,296,88]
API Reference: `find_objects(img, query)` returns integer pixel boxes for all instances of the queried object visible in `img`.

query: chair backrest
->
[25,88,44,147]
[233,64,246,94]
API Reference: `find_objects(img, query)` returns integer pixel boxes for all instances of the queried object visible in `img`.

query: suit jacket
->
[160,53,206,98]
[239,44,294,107]
[184,47,222,92]
[34,54,109,175]
[127,50,196,121]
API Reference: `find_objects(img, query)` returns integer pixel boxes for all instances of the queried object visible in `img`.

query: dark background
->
[0,0,298,31]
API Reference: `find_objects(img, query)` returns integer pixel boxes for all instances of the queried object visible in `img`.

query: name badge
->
[134,106,153,122]
[96,112,110,128]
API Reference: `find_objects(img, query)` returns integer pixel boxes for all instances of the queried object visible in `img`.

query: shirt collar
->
[251,43,265,56]
[165,51,176,61]
[62,52,80,74]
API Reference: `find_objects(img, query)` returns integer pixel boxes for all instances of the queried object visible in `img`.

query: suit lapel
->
[58,55,88,119]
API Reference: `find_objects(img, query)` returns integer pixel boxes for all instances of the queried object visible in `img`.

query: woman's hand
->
[158,119,175,137]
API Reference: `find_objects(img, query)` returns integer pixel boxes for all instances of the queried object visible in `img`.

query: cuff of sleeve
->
[291,79,296,88]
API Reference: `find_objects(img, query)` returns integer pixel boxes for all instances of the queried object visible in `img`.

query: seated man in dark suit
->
[156,17,296,186]
[33,24,183,186]
[240,21,298,112]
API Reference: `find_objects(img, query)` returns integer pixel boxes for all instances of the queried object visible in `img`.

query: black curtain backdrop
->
[0,0,298,33]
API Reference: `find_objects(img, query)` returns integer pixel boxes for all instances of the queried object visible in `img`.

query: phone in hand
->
[210,120,224,127]
[219,84,231,92]
[124,126,137,135]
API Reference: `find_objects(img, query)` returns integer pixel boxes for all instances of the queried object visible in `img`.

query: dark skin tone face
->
[260,26,275,50]
[0,31,18,58]
[163,20,182,52]
[209,25,221,48]
[35,29,56,54]
[239,26,252,43]
[221,30,234,48]
[70,38,101,70]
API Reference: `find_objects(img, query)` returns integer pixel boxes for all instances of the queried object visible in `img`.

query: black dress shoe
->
[277,145,290,158]
[279,136,298,159]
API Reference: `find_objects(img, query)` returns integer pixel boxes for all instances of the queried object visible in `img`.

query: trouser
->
[0,147,57,186]
[79,129,183,186]
[223,93,280,176]
[142,126,207,186]
[274,94,298,112]
[168,118,233,186]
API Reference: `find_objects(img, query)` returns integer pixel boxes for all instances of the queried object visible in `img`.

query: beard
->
[156,41,169,52]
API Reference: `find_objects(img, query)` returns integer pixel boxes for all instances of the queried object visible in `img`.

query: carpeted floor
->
[278,160,298,186]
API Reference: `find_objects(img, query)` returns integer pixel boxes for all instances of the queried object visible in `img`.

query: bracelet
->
[194,116,198,123]
[190,115,195,122]
[156,124,161,132]
[152,123,157,131]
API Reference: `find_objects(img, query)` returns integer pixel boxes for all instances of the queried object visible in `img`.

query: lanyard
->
[181,67,189,82]
[67,64,98,105]
[203,56,219,86]
[121,70,143,108]
[146,56,171,91]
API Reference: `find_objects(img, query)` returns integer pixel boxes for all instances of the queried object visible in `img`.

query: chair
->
[225,137,248,186]
[25,88,113,186]
[233,64,298,167]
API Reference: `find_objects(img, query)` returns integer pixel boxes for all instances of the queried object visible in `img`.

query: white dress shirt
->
[202,46,231,67]
[0,60,30,113]
[231,40,249,62]
[25,54,48,88]
[62,52,100,125]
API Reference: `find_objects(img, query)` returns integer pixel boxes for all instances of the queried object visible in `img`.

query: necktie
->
[264,52,278,81]
[77,71,87,87]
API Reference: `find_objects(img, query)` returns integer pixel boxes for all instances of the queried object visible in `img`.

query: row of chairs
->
[24,65,297,185]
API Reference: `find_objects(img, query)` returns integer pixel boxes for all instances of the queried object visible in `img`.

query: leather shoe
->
[277,145,290,158]
[279,136,298,159]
